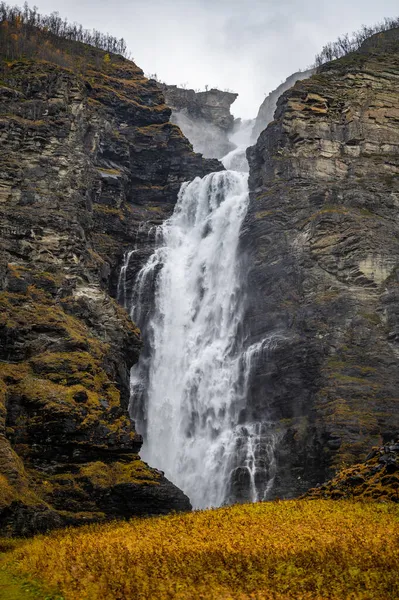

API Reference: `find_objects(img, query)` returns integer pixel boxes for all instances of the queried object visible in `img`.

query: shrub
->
[314,17,399,66]
[0,1,129,64]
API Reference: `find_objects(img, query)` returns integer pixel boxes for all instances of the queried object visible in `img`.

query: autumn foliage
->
[0,2,128,66]
[3,499,399,599]
[314,16,399,65]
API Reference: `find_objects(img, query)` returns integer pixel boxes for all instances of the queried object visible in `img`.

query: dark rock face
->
[159,84,238,158]
[0,42,218,534]
[245,31,399,498]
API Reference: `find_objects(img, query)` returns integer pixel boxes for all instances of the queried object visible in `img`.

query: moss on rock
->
[305,439,399,502]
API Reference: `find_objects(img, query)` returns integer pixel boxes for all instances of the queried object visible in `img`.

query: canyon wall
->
[245,30,399,497]
[0,38,221,535]
[2,19,399,529]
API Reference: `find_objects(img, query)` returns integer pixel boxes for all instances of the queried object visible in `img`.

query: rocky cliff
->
[251,69,315,143]
[159,84,238,158]
[245,29,399,498]
[0,32,221,535]
[304,438,398,501]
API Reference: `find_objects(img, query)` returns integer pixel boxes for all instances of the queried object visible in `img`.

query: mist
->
[35,0,399,118]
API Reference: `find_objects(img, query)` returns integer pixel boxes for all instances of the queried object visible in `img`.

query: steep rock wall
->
[245,31,399,498]
[0,41,221,534]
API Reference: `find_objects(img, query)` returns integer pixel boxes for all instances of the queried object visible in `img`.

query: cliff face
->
[0,41,220,535]
[159,84,238,158]
[245,30,399,498]
[251,69,315,143]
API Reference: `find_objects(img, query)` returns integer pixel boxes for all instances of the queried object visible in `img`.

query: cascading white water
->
[124,128,279,508]
[130,171,249,507]
[221,118,254,172]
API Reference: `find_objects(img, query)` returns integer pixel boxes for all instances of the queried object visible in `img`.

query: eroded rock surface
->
[251,69,315,143]
[159,84,238,158]
[245,30,399,498]
[0,38,220,534]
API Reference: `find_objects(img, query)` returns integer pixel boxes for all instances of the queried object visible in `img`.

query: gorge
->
[1,8,399,537]
[121,26,399,507]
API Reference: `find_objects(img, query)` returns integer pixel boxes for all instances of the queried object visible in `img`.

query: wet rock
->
[96,478,191,518]
[245,29,399,497]
[0,501,64,537]
[366,449,378,461]
[347,475,365,486]
[386,462,398,474]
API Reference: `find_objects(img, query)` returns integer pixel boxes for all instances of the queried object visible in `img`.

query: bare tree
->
[314,16,399,66]
[0,1,130,63]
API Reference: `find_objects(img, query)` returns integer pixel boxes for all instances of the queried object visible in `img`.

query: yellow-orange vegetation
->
[3,499,399,599]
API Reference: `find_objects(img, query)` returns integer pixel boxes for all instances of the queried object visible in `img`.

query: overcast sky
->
[36,0,399,118]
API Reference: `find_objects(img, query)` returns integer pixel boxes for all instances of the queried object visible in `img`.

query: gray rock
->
[244,31,399,497]
[0,43,218,535]
[159,84,238,158]
[251,68,315,143]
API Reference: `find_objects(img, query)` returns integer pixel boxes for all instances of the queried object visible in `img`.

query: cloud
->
[36,0,399,117]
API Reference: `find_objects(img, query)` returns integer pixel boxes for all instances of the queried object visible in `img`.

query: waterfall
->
[124,159,278,508]
[221,118,254,172]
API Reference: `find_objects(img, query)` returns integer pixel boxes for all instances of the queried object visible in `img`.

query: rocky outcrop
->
[159,84,238,158]
[251,69,315,143]
[244,30,399,498]
[304,439,399,502]
[0,34,221,535]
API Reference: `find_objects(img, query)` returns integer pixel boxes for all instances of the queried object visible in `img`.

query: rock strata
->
[245,29,399,498]
[0,33,220,534]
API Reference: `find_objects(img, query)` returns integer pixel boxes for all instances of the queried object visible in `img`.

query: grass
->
[2,499,399,599]
[0,568,61,600]
[0,543,62,600]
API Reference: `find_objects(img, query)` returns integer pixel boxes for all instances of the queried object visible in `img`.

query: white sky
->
[35,0,399,118]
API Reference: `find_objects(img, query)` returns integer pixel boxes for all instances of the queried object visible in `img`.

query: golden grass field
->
[1,499,399,599]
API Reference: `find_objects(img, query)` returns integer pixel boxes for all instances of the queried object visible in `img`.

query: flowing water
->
[123,127,278,508]
[221,118,253,172]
